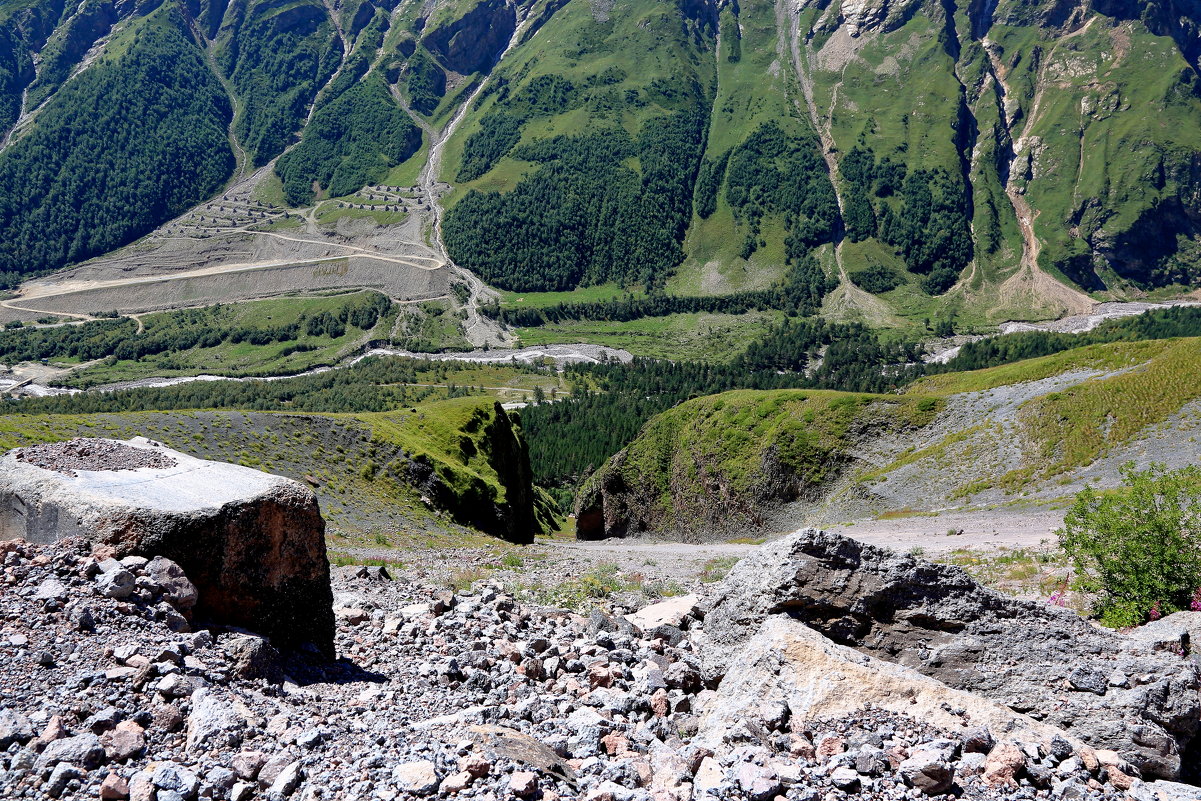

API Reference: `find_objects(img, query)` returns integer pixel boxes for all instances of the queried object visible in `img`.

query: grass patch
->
[1004,338,1201,485]
[936,546,1074,603]
[515,311,783,362]
[54,291,396,388]
[909,339,1178,396]
[699,555,740,583]
[498,283,638,310]
[446,567,491,593]
[577,388,944,537]
[521,563,628,612]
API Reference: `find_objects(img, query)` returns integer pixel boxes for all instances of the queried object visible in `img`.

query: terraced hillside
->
[3,0,1201,333]
[576,337,1201,540]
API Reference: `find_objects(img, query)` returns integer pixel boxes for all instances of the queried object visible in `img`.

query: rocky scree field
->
[3,523,1201,801]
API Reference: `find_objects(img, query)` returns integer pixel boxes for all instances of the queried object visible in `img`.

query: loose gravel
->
[0,538,1156,801]
[14,440,177,476]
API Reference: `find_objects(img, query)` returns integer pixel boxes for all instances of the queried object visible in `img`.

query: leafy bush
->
[1058,463,1201,627]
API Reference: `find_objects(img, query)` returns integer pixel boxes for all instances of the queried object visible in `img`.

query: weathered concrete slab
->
[0,438,334,655]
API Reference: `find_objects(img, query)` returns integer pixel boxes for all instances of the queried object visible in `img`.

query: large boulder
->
[696,616,1072,751]
[696,529,1201,780]
[0,438,334,655]
[1130,612,1201,656]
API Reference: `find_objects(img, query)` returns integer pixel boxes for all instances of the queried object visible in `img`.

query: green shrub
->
[1058,463,1201,627]
[533,563,626,611]
[850,263,903,294]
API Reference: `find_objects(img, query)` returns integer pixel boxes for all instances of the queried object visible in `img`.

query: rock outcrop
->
[696,529,1201,780]
[696,616,1073,752]
[0,438,334,655]
[421,0,515,74]
[404,401,542,544]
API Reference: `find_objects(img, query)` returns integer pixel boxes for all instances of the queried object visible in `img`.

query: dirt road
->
[540,504,1065,585]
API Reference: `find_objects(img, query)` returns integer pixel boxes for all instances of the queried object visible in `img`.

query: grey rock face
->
[221,634,283,682]
[0,437,334,655]
[34,578,68,601]
[145,556,198,611]
[152,763,200,799]
[44,762,82,798]
[1130,779,1201,801]
[1132,612,1201,656]
[698,528,1201,780]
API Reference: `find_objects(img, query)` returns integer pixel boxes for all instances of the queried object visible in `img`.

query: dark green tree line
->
[277,74,422,205]
[444,109,708,291]
[0,8,234,277]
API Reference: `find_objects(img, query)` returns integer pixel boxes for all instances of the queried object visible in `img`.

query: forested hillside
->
[2,0,1201,324]
[0,4,233,282]
[440,0,717,291]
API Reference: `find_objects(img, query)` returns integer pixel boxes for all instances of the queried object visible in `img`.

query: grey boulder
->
[0,707,32,749]
[696,528,1201,779]
[37,733,105,769]
[186,689,246,752]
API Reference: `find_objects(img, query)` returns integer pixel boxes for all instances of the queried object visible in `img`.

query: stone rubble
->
[13,440,177,477]
[0,536,1196,801]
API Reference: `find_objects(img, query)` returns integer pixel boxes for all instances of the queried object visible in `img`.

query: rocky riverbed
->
[3,532,1199,801]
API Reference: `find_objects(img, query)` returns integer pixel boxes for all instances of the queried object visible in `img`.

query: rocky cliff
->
[398,400,547,544]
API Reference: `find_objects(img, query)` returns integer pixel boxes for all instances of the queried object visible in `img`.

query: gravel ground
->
[827,507,1066,555]
[0,538,1146,801]
[15,440,178,476]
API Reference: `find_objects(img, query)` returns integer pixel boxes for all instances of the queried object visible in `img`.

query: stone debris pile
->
[3,535,1196,801]
[13,439,178,476]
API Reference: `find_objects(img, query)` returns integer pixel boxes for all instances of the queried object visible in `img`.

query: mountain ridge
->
[2,0,1201,332]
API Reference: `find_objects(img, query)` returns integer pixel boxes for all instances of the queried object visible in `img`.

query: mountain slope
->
[2,0,1201,326]
[0,397,557,543]
[574,335,1201,540]
[0,2,234,281]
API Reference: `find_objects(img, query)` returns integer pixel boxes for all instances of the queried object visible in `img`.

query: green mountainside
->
[2,0,1201,322]
[576,336,1201,540]
[0,397,558,544]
